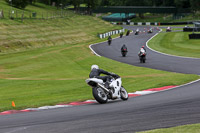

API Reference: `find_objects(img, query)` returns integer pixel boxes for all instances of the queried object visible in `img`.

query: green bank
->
[138,123,200,133]
[148,29,200,58]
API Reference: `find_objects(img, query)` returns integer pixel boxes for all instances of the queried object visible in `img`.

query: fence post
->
[0,9,4,19]
[21,11,24,22]
[9,10,10,19]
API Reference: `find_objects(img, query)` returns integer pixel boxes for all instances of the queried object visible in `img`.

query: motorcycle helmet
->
[91,65,99,70]
[142,46,145,48]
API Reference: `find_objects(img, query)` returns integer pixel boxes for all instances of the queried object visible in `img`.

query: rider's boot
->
[104,81,110,89]
[104,82,113,99]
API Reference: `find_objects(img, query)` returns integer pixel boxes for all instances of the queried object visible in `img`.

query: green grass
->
[138,123,200,133]
[0,1,65,19]
[148,30,200,58]
[0,14,120,53]
[0,2,199,112]
[131,13,200,23]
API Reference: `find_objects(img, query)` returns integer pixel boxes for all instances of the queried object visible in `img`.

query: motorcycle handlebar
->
[111,74,120,79]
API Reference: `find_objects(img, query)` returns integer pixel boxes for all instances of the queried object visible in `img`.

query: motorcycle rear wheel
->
[120,86,129,100]
[93,87,108,104]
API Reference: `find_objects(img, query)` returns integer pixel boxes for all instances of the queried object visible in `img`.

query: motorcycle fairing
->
[86,78,104,84]
[109,78,122,98]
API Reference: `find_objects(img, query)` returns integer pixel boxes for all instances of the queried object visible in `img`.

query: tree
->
[84,0,102,15]
[5,0,29,9]
[108,0,126,6]
[175,0,190,8]
[70,0,83,12]
[29,0,36,4]
[190,0,200,13]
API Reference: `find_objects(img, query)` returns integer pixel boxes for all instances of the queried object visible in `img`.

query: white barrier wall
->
[111,22,159,26]
[138,22,142,25]
[146,22,151,25]
[99,29,125,39]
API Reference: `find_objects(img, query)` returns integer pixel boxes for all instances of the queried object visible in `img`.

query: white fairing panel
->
[110,78,122,98]
[140,48,145,53]
[86,78,103,84]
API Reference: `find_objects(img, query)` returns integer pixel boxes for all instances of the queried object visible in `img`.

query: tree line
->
[5,0,200,14]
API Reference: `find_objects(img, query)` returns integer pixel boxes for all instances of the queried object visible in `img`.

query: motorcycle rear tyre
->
[93,87,108,104]
[120,86,129,100]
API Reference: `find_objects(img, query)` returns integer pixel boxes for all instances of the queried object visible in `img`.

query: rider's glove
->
[111,73,119,78]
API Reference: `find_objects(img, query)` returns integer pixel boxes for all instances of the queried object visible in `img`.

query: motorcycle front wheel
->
[93,87,108,104]
[120,86,129,100]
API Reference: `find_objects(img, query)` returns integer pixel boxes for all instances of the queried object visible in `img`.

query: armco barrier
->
[189,33,200,39]
[112,22,158,26]
[183,27,200,32]
[112,21,199,26]
[160,22,193,25]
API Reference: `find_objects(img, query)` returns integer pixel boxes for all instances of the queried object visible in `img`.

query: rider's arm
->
[99,69,112,75]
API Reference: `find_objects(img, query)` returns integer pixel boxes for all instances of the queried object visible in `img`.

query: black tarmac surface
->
[0,26,200,133]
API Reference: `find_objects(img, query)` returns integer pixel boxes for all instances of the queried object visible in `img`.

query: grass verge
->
[138,123,200,133]
[148,30,200,58]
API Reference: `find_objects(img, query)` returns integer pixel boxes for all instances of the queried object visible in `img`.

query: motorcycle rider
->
[138,46,146,56]
[126,30,130,36]
[108,36,112,45]
[141,46,146,52]
[121,44,127,52]
[138,46,146,62]
[89,65,117,88]
[120,32,123,38]
[121,44,128,56]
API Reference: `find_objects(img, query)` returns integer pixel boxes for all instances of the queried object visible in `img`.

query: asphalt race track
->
[0,26,200,133]
[92,26,200,75]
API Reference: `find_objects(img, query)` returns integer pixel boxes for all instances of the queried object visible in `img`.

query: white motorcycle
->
[86,74,128,104]
[138,48,146,63]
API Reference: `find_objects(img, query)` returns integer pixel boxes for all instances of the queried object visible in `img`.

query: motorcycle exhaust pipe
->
[98,83,109,93]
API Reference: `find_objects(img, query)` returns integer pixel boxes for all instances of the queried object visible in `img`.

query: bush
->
[5,0,29,9]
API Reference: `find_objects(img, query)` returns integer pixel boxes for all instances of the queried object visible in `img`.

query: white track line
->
[89,34,121,57]
[89,31,133,57]
[146,29,200,60]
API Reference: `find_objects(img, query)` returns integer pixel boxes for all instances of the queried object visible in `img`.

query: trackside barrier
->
[111,22,158,26]
[146,22,151,25]
[112,21,196,26]
[98,29,125,39]
[138,22,142,25]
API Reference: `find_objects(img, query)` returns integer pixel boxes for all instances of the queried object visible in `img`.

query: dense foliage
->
[5,0,200,14]
[5,0,29,9]
[38,0,200,13]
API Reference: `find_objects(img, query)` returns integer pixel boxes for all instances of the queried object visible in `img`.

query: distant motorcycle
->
[121,48,128,57]
[166,27,172,32]
[108,39,112,45]
[108,36,112,45]
[126,30,130,36]
[147,28,153,33]
[120,32,123,38]
[86,74,128,104]
[121,50,127,57]
[135,29,139,35]
[138,49,146,63]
